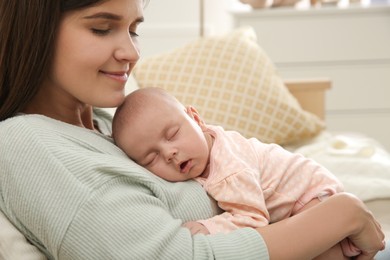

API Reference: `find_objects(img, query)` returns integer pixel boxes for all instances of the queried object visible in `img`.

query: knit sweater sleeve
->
[0,115,269,260]
[59,175,268,259]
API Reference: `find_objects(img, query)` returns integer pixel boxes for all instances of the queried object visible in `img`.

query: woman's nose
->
[114,34,140,62]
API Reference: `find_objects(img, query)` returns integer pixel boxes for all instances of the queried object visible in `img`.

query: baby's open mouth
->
[180,160,190,172]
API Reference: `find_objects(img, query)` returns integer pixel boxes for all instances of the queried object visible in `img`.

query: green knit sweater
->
[0,110,268,260]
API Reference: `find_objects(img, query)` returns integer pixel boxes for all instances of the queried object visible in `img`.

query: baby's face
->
[121,101,211,182]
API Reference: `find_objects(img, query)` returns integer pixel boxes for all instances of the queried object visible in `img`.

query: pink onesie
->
[193,125,360,257]
[195,125,344,234]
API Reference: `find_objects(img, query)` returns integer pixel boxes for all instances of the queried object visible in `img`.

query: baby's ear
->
[186,106,207,129]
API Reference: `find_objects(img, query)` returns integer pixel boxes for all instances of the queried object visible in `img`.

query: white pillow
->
[0,211,47,260]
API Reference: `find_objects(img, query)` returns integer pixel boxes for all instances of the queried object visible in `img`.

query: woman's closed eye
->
[92,28,139,38]
[92,28,111,36]
[129,30,139,38]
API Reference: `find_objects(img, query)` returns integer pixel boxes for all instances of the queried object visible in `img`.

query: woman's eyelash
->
[91,27,139,37]
[92,28,111,36]
[129,31,139,37]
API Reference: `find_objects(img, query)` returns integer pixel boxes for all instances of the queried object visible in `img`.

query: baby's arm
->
[194,170,271,234]
[182,221,210,235]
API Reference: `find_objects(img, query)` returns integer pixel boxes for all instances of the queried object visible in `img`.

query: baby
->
[112,87,360,257]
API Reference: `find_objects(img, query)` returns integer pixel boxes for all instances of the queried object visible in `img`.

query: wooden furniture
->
[231,3,390,150]
[285,78,331,120]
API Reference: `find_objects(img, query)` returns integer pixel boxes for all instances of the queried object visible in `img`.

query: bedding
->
[286,131,390,239]
[287,131,390,202]
[0,211,46,260]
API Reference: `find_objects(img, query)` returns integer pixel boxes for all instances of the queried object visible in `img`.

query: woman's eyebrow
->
[83,12,122,21]
[83,13,145,24]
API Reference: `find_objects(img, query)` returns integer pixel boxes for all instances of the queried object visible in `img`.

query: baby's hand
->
[182,221,210,235]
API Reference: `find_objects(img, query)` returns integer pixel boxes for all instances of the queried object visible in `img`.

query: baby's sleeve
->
[197,170,270,234]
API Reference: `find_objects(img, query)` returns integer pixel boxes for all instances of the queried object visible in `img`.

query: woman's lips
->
[101,71,128,83]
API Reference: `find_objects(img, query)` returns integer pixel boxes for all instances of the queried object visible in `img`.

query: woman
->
[0,0,385,259]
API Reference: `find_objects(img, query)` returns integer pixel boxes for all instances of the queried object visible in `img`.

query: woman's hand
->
[256,193,385,260]
[346,196,385,260]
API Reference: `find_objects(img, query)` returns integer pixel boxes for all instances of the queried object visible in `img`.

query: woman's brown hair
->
[0,0,104,121]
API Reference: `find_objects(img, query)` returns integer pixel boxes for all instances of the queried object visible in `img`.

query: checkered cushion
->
[134,27,324,145]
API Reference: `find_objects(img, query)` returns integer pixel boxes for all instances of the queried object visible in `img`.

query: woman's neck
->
[23,98,95,131]
[23,103,96,130]
[22,82,96,130]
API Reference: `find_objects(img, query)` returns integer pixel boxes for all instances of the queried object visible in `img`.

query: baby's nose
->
[163,148,177,163]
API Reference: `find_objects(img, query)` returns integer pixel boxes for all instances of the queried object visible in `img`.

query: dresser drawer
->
[232,5,390,64]
[278,62,390,111]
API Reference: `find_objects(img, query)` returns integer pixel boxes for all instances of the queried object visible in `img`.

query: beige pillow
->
[134,27,324,145]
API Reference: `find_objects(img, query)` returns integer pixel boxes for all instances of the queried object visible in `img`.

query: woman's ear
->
[186,106,207,130]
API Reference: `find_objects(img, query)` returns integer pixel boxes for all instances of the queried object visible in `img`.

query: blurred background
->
[138,0,390,150]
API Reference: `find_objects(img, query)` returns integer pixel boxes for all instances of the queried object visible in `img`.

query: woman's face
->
[47,0,144,110]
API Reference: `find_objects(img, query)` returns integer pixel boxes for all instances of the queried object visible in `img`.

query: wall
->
[138,0,245,59]
[138,0,200,59]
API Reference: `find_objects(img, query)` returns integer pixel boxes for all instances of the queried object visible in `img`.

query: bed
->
[1,26,389,258]
[284,79,390,240]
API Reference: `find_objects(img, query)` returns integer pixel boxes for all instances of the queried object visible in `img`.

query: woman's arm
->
[59,178,268,259]
[296,198,361,259]
[257,193,385,260]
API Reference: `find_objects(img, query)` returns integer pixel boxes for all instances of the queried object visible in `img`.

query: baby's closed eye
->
[142,152,159,167]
